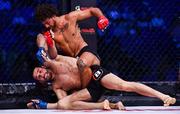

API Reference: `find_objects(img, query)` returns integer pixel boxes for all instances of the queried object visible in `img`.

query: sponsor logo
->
[93,69,103,80]
[75,6,90,11]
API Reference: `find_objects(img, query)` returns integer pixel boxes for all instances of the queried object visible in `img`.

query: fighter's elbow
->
[89,7,102,17]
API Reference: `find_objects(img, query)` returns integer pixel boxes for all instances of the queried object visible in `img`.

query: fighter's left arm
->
[40,51,58,71]
[68,7,109,30]
[72,7,104,20]
[53,87,67,100]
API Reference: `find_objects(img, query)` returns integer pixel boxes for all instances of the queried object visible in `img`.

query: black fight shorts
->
[87,65,110,102]
[76,46,101,61]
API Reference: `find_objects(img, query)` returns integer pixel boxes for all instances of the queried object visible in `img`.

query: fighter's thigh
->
[79,52,100,65]
[100,73,126,90]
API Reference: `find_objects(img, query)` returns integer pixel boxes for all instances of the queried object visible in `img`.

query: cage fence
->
[0,0,179,96]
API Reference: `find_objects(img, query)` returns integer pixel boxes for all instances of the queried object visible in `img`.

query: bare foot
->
[103,99,111,110]
[163,95,176,106]
[109,101,125,110]
[116,101,126,110]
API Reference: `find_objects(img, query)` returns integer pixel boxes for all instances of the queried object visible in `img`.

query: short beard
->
[45,69,53,81]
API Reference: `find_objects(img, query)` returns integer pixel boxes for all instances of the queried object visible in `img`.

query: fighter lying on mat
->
[35,4,109,88]
[28,54,124,110]
[27,52,176,110]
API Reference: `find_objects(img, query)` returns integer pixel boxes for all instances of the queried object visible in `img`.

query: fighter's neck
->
[50,71,56,81]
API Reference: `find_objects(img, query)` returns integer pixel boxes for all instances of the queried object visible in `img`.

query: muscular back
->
[51,55,82,91]
[53,15,87,57]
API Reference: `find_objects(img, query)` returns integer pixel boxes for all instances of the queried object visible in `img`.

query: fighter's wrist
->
[39,47,44,50]
[98,16,106,20]
[37,100,47,109]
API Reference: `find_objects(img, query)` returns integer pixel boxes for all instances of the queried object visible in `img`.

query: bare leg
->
[101,73,176,106]
[77,57,92,88]
[77,52,100,88]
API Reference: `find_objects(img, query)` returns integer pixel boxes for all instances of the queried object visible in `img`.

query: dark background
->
[0,0,179,83]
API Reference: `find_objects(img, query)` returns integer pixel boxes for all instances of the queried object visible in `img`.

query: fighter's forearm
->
[53,88,68,100]
[89,7,104,18]
[47,102,58,109]
[89,7,109,31]
[37,34,46,48]
[48,46,58,59]
[75,7,105,21]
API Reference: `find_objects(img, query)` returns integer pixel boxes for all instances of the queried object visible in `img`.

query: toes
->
[104,100,111,110]
[163,96,176,106]
[117,101,126,110]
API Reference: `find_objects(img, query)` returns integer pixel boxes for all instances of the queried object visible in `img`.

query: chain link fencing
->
[0,0,179,83]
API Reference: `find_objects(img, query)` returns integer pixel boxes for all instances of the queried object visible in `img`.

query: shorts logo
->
[93,69,103,80]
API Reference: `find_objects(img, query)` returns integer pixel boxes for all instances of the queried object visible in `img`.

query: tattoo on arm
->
[77,58,87,72]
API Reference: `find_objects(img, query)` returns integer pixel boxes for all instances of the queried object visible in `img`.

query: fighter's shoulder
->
[65,10,80,20]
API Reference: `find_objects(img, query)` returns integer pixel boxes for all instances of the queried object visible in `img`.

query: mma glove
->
[36,47,45,64]
[97,16,109,31]
[43,30,54,48]
[31,99,47,109]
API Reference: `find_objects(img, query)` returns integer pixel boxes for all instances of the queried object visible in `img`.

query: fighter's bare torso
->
[51,55,81,91]
[52,15,87,57]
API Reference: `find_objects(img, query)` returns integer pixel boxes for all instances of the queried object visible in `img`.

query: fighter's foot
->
[103,99,111,110]
[116,101,126,110]
[163,95,176,106]
[109,101,126,110]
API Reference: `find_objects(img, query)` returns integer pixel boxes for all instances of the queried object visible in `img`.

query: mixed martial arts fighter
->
[35,4,109,88]
[28,52,176,110]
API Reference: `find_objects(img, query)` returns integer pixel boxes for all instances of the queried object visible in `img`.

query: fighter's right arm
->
[36,33,58,64]
[36,34,47,64]
[36,33,46,48]
[43,30,58,59]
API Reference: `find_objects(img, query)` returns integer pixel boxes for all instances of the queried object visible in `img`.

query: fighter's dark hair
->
[35,4,59,22]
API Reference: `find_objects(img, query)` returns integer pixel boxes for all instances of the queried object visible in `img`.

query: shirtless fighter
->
[35,4,109,88]
[27,53,176,110]
[28,54,124,110]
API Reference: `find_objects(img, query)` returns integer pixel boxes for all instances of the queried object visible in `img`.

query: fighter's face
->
[33,67,52,82]
[42,17,55,29]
